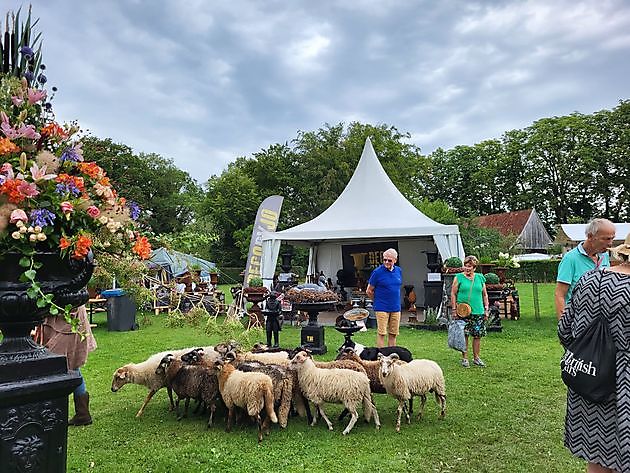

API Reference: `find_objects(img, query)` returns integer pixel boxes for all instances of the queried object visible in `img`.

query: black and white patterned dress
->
[558,269,630,472]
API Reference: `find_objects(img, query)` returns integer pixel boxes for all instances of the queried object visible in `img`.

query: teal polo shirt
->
[556,242,610,302]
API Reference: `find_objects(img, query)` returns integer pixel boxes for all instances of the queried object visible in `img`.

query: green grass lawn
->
[67,283,584,473]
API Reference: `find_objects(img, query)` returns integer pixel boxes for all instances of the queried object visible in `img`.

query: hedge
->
[508,260,561,283]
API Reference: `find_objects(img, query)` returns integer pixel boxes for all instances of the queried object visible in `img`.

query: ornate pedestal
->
[0,252,93,473]
[244,289,267,328]
[295,302,334,355]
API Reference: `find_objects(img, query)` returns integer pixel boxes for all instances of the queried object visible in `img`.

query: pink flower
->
[9,209,28,223]
[27,88,47,105]
[16,124,40,140]
[1,163,15,179]
[17,181,39,198]
[30,163,57,181]
[60,201,74,214]
[11,96,24,107]
[86,205,100,218]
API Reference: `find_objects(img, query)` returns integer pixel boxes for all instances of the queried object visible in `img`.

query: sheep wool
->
[111,346,216,417]
[290,351,380,435]
[379,353,446,432]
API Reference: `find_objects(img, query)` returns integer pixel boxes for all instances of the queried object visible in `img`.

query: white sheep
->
[111,346,216,417]
[378,353,446,432]
[289,350,380,435]
[213,355,278,443]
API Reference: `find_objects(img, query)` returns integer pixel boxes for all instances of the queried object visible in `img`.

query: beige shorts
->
[376,311,401,336]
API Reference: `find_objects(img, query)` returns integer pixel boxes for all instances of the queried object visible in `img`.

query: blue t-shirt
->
[368,265,402,312]
[557,242,610,303]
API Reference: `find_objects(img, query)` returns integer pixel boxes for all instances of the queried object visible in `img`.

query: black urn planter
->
[0,251,94,473]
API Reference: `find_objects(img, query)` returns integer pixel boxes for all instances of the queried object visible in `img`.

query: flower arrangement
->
[0,55,151,322]
[495,252,520,269]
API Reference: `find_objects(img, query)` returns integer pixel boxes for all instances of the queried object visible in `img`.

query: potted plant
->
[493,252,520,283]
[414,307,445,331]
[0,12,152,470]
[484,272,505,291]
[209,266,219,286]
[442,256,464,274]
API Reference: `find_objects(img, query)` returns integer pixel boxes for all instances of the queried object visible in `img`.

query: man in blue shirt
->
[366,248,402,347]
[555,218,615,319]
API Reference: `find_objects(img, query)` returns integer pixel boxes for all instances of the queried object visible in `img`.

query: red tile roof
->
[475,209,533,237]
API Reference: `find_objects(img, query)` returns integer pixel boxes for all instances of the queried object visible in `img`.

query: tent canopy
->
[261,137,464,285]
[148,247,216,278]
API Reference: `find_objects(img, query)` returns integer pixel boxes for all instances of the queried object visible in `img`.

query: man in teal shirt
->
[555,218,616,319]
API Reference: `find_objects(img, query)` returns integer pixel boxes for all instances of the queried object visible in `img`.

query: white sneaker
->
[473,358,486,367]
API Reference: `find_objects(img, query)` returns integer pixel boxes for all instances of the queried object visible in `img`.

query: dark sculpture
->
[263,292,282,347]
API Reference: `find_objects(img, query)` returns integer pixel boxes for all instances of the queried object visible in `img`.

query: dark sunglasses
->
[383,258,394,262]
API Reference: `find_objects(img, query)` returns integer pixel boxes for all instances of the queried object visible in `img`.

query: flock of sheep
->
[111,342,447,442]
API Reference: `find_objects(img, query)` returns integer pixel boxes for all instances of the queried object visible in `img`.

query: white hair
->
[585,218,615,237]
[383,248,398,259]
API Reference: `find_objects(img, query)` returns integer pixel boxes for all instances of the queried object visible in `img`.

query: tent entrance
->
[339,242,398,289]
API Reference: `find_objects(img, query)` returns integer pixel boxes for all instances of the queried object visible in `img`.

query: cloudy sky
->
[18,0,630,184]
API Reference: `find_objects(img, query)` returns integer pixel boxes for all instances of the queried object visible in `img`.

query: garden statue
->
[263,291,283,347]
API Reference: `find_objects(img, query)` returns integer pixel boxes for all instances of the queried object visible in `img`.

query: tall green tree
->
[82,137,202,235]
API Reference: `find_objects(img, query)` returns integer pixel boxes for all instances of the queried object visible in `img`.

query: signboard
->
[242,195,283,288]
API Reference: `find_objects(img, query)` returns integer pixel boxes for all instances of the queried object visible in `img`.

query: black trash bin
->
[101,289,137,331]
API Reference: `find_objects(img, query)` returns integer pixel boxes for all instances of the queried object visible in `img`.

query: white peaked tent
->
[261,137,465,305]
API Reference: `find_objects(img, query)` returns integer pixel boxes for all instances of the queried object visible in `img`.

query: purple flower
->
[24,71,34,83]
[60,146,82,163]
[55,182,81,197]
[20,46,34,58]
[128,201,141,220]
[37,74,47,84]
[29,209,56,227]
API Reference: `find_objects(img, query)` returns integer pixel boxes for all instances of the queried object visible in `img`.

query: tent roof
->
[264,137,459,243]
[148,247,215,278]
[558,223,630,242]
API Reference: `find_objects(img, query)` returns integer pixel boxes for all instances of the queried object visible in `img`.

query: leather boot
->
[69,392,92,426]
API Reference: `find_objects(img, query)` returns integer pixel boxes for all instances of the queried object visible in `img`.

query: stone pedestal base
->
[301,325,327,355]
[0,350,80,473]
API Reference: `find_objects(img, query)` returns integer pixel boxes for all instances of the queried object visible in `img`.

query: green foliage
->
[412,198,459,224]
[444,256,462,268]
[1,7,44,80]
[89,254,152,308]
[204,317,264,350]
[510,260,561,283]
[484,272,500,284]
[165,306,209,328]
[459,220,516,259]
[152,223,218,262]
[81,137,203,235]
[423,307,438,325]
[248,277,263,287]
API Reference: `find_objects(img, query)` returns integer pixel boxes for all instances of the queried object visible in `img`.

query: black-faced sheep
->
[182,348,294,429]
[289,350,380,435]
[336,340,413,362]
[212,358,278,443]
[155,354,220,427]
[110,346,216,417]
[378,353,446,432]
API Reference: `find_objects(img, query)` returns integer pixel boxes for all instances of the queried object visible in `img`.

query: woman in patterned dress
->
[450,255,489,367]
[558,233,630,473]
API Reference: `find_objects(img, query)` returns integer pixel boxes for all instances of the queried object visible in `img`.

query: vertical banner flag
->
[243,195,284,288]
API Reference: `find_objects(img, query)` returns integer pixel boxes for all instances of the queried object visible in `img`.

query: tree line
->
[82,100,629,267]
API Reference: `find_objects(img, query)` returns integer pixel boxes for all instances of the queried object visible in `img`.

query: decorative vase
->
[0,251,94,473]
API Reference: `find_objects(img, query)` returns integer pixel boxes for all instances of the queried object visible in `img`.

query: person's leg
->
[69,368,92,426]
[387,312,401,346]
[375,312,388,348]
[472,337,481,359]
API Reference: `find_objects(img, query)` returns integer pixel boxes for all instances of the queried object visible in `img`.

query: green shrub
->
[248,277,263,287]
[509,260,561,282]
[444,256,462,268]
[485,272,500,284]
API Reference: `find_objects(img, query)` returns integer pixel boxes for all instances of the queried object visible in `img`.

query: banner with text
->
[243,195,283,288]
